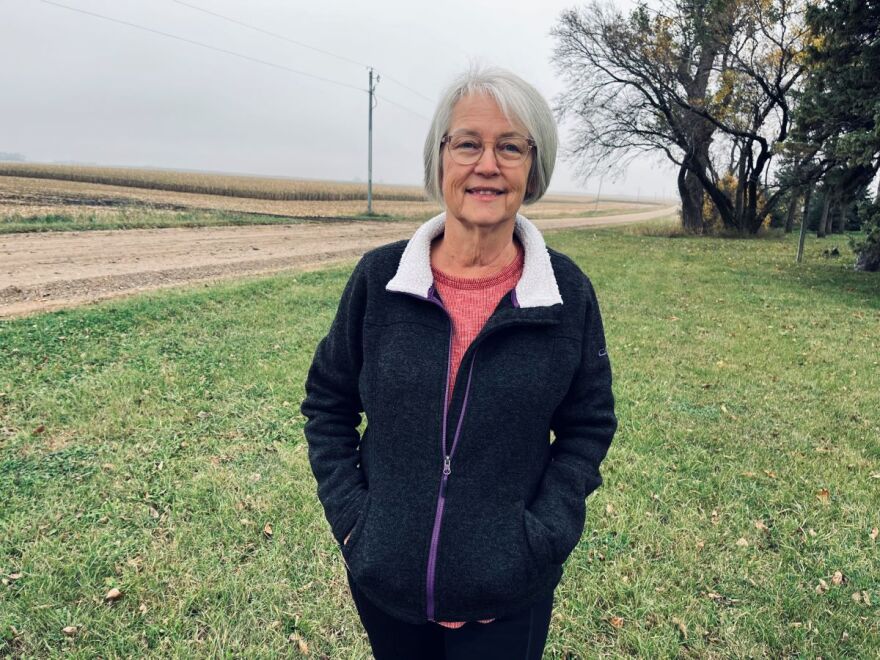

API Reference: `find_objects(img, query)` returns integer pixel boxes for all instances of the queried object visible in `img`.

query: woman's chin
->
[447,207,517,228]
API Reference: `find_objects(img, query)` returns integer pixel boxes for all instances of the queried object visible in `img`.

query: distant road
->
[0,205,677,317]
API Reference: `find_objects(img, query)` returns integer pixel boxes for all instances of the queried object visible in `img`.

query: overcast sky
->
[1,0,676,199]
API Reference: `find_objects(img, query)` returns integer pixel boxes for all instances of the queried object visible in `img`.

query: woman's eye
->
[499,141,525,154]
[454,140,481,151]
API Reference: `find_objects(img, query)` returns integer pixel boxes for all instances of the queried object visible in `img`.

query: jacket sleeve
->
[300,259,369,546]
[529,277,617,565]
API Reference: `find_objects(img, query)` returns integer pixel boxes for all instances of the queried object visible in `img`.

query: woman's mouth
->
[466,187,506,199]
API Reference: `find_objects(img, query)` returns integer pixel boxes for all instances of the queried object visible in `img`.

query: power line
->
[38,0,432,122]
[378,73,436,105]
[170,0,368,71]
[38,0,365,93]
[172,0,436,105]
[376,95,431,121]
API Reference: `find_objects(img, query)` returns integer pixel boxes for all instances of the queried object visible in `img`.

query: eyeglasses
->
[441,133,536,166]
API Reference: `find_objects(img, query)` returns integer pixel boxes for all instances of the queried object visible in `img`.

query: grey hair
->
[423,65,557,206]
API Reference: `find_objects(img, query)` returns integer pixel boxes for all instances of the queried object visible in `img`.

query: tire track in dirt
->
[0,206,676,317]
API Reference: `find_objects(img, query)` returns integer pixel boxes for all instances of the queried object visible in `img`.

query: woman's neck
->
[430,216,519,278]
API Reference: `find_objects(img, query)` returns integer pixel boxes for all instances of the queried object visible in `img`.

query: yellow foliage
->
[702,174,771,232]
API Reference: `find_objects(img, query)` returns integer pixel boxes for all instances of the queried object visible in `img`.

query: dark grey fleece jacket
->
[301,213,617,625]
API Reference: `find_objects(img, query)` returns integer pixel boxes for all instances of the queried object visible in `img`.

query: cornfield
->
[0,163,428,202]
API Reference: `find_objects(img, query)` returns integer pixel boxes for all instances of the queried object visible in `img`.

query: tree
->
[552,0,809,234]
[789,0,880,268]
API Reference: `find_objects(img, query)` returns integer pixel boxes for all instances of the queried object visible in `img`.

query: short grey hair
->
[423,66,558,206]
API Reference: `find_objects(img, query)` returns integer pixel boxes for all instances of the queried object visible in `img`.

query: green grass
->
[0,210,304,233]
[0,205,654,234]
[1,227,878,657]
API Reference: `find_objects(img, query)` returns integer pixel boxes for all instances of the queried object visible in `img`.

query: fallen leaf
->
[62,625,77,636]
[852,591,862,603]
[104,587,122,602]
[741,471,757,478]
[148,507,160,520]
[736,537,749,547]
[870,527,878,541]
[672,617,687,639]
[862,591,872,605]
[815,579,828,595]
[755,520,769,532]
[33,424,46,435]
[841,631,849,642]
[263,522,273,539]
[816,488,830,504]
[8,573,23,580]
[870,473,880,480]
[808,528,817,537]
[138,603,148,615]
[764,470,777,479]
[605,503,615,515]
[288,632,309,654]
[609,615,624,629]
[696,540,705,550]
[711,509,720,525]
[831,571,845,586]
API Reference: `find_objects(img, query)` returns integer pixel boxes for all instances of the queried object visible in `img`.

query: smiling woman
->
[301,66,617,659]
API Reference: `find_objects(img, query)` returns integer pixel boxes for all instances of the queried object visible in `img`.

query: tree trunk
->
[745,178,761,233]
[797,184,813,263]
[834,200,848,233]
[678,163,705,233]
[784,192,799,233]
[824,198,836,235]
[817,194,830,238]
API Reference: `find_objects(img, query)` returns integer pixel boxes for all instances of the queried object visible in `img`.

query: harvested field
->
[0,162,427,201]
[0,174,652,230]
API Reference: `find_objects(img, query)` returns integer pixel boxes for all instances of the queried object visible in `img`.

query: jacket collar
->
[385,212,563,308]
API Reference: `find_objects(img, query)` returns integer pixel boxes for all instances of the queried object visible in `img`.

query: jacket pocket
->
[341,492,372,558]
[434,499,549,615]
[341,487,430,617]
[523,506,555,567]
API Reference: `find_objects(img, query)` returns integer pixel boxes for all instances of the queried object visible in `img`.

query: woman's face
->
[441,93,532,230]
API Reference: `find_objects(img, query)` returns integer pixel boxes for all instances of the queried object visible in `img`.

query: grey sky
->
[2,0,676,199]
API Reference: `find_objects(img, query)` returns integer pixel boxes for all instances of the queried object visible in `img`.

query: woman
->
[301,66,617,659]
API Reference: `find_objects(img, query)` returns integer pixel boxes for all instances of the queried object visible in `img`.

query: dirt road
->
[1,205,675,318]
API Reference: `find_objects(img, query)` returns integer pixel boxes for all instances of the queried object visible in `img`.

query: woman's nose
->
[473,145,501,174]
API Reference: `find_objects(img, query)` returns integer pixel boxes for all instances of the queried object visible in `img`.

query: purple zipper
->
[406,285,509,621]
[425,285,481,620]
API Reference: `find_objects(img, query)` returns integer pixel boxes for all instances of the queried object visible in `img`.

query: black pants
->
[346,570,554,660]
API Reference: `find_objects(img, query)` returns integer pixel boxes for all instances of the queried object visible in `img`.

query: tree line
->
[552,0,880,271]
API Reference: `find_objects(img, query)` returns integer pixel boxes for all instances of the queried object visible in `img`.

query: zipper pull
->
[443,455,451,476]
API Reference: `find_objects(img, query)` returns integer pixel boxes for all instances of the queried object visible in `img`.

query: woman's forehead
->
[448,93,527,135]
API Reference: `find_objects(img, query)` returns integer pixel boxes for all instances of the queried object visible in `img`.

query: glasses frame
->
[441,133,536,166]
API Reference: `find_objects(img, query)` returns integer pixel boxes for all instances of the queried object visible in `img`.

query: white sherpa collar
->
[385,212,563,308]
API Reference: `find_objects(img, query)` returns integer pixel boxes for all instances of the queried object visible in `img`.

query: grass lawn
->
[1,225,878,657]
[0,206,644,234]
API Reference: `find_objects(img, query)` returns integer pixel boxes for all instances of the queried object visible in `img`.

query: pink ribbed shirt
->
[429,237,524,628]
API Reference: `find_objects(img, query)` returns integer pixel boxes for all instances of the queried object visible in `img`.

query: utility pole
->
[367,67,380,215]
[594,175,603,211]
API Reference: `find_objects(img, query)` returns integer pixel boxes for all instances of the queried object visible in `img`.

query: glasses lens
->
[446,135,532,165]
[495,138,530,161]
[448,136,483,164]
